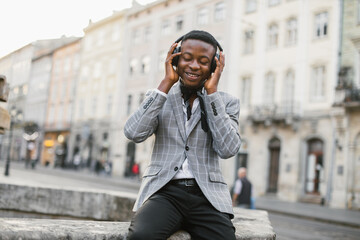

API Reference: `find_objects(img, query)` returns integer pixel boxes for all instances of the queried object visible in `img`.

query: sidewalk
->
[255,195,360,228]
[1,160,359,228]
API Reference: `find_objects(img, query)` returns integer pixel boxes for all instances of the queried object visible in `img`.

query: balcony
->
[334,87,360,109]
[248,101,301,130]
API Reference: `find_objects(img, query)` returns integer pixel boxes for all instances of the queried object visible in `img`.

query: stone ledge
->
[0,209,275,240]
[0,184,136,221]
[0,183,276,239]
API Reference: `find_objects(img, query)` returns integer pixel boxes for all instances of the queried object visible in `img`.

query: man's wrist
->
[157,78,175,94]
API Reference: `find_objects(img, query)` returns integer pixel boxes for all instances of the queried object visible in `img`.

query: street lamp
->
[4,107,23,176]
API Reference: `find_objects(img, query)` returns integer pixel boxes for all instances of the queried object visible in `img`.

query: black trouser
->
[128,180,236,240]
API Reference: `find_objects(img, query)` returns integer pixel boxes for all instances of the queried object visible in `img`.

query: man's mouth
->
[185,72,200,80]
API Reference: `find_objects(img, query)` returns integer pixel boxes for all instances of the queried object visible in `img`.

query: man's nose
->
[189,60,200,69]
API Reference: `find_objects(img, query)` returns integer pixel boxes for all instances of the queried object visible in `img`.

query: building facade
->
[235,0,343,207]
[333,0,360,210]
[42,38,81,167]
[69,11,127,175]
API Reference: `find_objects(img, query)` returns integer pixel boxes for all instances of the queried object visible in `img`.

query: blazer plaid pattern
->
[124,82,241,216]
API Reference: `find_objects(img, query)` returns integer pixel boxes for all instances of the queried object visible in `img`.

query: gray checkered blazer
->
[124,82,241,216]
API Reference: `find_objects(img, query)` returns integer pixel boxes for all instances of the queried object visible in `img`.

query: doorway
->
[305,138,324,194]
[268,137,281,193]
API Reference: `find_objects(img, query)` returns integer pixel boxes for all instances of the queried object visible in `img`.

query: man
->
[232,167,252,209]
[124,30,241,240]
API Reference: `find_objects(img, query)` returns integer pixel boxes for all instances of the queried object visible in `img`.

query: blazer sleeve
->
[203,91,241,159]
[124,90,167,143]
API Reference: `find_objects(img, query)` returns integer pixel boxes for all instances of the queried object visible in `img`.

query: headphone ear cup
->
[172,46,181,67]
[211,53,220,73]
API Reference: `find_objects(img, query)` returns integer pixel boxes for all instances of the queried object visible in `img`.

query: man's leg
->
[127,187,184,240]
[183,189,236,240]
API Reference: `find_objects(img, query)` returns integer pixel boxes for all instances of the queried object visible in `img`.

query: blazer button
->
[174,167,178,171]
[185,146,189,151]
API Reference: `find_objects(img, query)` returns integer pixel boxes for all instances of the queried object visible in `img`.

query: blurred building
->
[235,0,344,207]
[0,38,77,165]
[42,38,81,167]
[69,10,127,175]
[333,0,360,210]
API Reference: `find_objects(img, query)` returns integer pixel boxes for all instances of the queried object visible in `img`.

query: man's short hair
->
[182,30,218,53]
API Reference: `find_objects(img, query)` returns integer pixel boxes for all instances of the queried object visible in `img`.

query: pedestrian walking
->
[232,167,253,209]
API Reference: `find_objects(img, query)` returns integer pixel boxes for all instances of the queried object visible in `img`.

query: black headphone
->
[171,35,223,73]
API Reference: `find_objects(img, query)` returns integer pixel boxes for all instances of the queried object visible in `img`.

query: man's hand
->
[157,42,182,94]
[204,51,225,94]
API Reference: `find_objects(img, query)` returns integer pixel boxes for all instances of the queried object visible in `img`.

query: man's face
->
[176,39,215,89]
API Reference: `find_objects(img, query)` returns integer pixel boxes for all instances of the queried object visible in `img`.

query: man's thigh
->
[127,191,183,240]
[184,192,236,240]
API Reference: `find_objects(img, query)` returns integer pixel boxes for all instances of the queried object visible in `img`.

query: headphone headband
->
[174,35,223,52]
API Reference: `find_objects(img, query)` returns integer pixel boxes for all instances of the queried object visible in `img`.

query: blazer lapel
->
[169,83,186,142]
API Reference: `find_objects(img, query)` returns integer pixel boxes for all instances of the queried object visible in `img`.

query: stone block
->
[0,183,276,239]
[0,184,136,221]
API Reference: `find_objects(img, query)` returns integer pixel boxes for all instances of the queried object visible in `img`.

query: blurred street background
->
[1,0,360,239]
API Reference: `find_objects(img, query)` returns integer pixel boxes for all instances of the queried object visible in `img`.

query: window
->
[158,51,166,72]
[22,84,28,95]
[314,12,328,38]
[133,29,141,43]
[283,70,295,112]
[97,30,105,46]
[130,58,138,75]
[141,56,150,74]
[214,2,226,21]
[311,66,326,101]
[79,99,84,119]
[107,95,113,115]
[61,80,66,99]
[92,97,97,115]
[245,0,256,13]
[127,94,132,115]
[240,77,252,106]
[94,62,102,78]
[144,26,152,41]
[161,19,171,35]
[268,0,280,7]
[286,18,297,45]
[244,30,254,54]
[264,73,276,104]
[108,58,117,75]
[64,57,71,72]
[197,8,209,25]
[176,15,184,31]
[268,23,279,48]
[112,23,121,41]
[66,104,72,123]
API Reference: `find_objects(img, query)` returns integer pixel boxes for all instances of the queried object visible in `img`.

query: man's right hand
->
[157,42,181,94]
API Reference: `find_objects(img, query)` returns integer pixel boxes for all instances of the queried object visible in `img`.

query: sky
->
[0,0,156,58]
